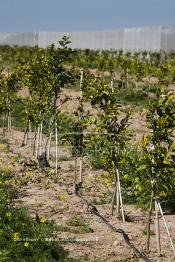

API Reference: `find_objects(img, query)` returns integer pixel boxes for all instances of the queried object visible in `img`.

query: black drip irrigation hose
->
[78,194,152,262]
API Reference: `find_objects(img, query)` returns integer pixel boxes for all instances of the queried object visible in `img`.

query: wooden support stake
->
[47,132,52,160]
[35,125,40,159]
[116,167,125,222]
[29,120,32,150]
[79,69,84,184]
[146,192,153,253]
[111,75,114,93]
[80,69,83,95]
[155,200,161,255]
[2,114,5,136]
[157,201,175,256]
[55,122,58,175]
[39,122,43,155]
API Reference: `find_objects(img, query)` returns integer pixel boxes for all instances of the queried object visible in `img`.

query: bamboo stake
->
[111,170,117,215]
[9,112,12,134]
[155,200,161,254]
[111,181,117,216]
[55,122,58,175]
[9,99,12,136]
[39,122,43,155]
[79,69,84,184]
[29,120,32,151]
[111,166,125,221]
[35,125,40,159]
[7,113,10,149]
[116,182,120,214]
[80,69,83,95]
[7,111,11,136]
[7,108,12,151]
[7,114,10,135]
[21,120,29,147]
[73,157,78,194]
[126,67,129,88]
[33,128,37,156]
[157,201,175,256]
[9,112,12,151]
[74,157,78,185]
[47,132,52,160]
[146,192,153,253]
[110,72,114,93]
[116,167,125,222]
[2,114,5,136]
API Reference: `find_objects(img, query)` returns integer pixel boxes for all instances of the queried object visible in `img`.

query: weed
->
[58,155,73,161]
[0,165,76,261]
[142,226,155,236]
[0,143,8,152]
[66,215,86,227]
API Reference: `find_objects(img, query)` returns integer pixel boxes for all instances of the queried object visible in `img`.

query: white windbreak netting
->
[0,26,175,51]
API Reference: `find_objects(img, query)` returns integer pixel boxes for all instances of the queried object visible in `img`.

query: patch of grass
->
[0,98,26,131]
[56,224,93,234]
[11,154,21,163]
[92,197,110,206]
[56,225,73,232]
[11,98,26,130]
[50,205,69,215]
[0,138,9,152]
[0,143,8,152]
[85,143,104,170]
[58,155,73,161]
[117,212,134,222]
[76,255,100,262]
[66,79,81,91]
[66,215,86,227]
[71,225,93,234]
[116,86,155,107]
[55,216,94,234]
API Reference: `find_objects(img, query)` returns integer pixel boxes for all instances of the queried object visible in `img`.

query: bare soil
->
[0,126,175,262]
[1,89,174,262]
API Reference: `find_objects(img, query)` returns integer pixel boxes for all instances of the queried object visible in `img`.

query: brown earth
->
[1,87,175,262]
[0,125,175,262]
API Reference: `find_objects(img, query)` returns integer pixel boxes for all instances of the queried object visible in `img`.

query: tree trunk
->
[21,120,29,147]
[46,132,52,161]
[111,172,117,216]
[33,128,37,156]
[2,114,6,136]
[73,157,78,194]
[79,155,83,183]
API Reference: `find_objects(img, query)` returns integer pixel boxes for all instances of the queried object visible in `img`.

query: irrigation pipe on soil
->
[77,192,151,262]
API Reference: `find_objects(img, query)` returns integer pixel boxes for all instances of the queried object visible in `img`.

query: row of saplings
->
[79,78,175,257]
[0,39,175,259]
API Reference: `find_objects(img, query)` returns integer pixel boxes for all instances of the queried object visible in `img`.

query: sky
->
[0,0,175,33]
